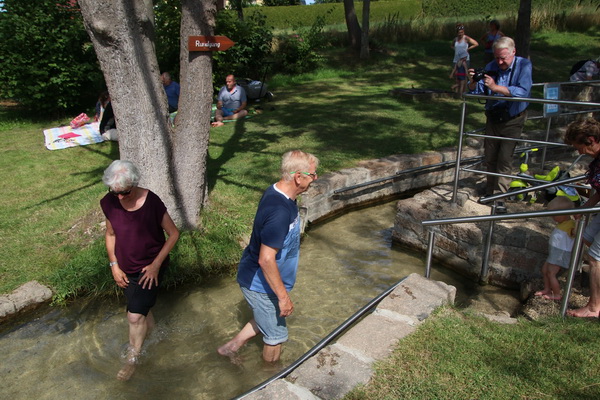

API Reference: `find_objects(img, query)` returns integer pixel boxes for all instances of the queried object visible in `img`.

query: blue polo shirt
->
[471,56,533,117]
[237,184,301,294]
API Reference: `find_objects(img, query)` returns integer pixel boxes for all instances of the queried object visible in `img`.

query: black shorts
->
[123,263,168,316]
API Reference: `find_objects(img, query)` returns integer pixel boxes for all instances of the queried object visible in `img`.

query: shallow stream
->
[0,201,519,399]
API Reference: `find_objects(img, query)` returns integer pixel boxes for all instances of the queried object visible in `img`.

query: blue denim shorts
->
[222,107,234,117]
[241,286,288,345]
[584,214,600,261]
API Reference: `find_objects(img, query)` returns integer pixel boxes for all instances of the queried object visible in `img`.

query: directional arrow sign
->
[188,36,235,52]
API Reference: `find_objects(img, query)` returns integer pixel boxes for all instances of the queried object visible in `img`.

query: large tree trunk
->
[515,0,531,59]
[78,0,215,229]
[175,0,215,227]
[343,0,361,50]
[360,0,370,59]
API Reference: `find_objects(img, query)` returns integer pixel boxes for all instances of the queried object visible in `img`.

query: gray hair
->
[493,36,515,52]
[102,160,141,190]
[280,150,319,181]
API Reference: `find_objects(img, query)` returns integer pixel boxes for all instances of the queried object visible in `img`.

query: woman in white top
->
[451,23,478,68]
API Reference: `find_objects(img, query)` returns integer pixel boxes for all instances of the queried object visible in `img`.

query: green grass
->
[0,27,598,301]
[0,108,117,295]
[344,308,600,399]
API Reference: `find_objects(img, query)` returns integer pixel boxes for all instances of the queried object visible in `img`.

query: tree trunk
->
[360,0,370,59]
[175,0,215,228]
[343,0,361,50]
[515,0,531,59]
[78,0,215,229]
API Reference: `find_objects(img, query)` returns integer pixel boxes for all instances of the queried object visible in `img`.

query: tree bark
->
[175,0,215,228]
[78,0,215,229]
[360,0,370,59]
[343,0,361,50]
[515,0,531,59]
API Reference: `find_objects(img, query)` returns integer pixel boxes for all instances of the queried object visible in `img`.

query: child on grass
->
[449,50,468,95]
[534,196,576,301]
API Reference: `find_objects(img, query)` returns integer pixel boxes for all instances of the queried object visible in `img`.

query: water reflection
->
[0,201,515,399]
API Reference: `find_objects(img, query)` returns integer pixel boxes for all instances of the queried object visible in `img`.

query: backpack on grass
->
[570,59,592,76]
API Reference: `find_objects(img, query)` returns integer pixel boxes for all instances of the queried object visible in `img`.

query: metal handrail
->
[452,86,600,203]
[461,92,600,107]
[475,174,585,204]
[422,206,600,318]
[532,79,600,87]
[422,205,597,226]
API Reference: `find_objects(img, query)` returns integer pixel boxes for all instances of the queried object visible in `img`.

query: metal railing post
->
[425,230,436,278]
[541,116,552,168]
[560,215,589,317]
[479,204,498,284]
[452,98,468,204]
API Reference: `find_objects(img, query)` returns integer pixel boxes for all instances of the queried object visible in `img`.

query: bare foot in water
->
[117,346,140,381]
[217,344,243,366]
[567,306,600,318]
[117,363,136,381]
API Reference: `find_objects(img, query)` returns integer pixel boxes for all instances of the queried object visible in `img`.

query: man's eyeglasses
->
[109,188,132,196]
[290,171,318,179]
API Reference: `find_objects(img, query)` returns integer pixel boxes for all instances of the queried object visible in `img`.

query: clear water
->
[0,201,516,399]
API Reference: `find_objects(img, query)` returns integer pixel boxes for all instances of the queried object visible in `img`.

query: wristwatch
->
[109,261,118,267]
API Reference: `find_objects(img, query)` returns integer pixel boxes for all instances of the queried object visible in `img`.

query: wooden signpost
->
[188,36,235,52]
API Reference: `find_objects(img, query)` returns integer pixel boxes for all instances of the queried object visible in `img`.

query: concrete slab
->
[335,311,417,361]
[243,379,320,400]
[287,344,373,400]
[377,273,456,322]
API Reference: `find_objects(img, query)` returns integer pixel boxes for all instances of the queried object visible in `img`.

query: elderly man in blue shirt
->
[468,36,533,201]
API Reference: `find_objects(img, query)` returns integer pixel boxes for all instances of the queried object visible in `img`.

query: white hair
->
[102,160,141,190]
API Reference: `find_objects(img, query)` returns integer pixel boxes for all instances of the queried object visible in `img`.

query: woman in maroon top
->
[100,160,179,381]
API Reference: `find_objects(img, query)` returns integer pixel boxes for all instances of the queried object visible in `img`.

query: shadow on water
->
[0,200,519,400]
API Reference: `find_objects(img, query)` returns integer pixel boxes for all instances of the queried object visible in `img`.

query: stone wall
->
[301,141,583,289]
[300,146,480,227]
[391,183,553,289]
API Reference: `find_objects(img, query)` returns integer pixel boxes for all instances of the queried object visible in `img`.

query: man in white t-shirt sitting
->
[211,75,248,127]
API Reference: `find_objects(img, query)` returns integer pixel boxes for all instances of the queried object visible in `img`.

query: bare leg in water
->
[217,319,260,365]
[218,319,285,364]
[117,310,155,380]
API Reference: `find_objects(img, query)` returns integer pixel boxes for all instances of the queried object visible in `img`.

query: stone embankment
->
[242,273,456,400]
[0,281,53,321]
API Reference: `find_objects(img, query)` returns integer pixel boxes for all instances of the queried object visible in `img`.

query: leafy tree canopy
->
[0,0,103,115]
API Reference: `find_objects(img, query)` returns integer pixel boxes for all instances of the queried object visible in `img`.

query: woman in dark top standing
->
[100,160,179,381]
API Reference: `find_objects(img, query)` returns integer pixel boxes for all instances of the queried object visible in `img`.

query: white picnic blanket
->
[43,122,104,150]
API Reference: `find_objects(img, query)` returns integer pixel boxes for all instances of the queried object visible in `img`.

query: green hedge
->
[421,0,518,18]
[239,0,597,29]
[421,0,595,17]
[244,0,422,30]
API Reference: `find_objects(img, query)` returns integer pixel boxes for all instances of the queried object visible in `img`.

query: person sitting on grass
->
[534,196,576,301]
[211,75,248,127]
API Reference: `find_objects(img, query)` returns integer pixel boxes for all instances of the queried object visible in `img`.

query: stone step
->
[242,273,456,400]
